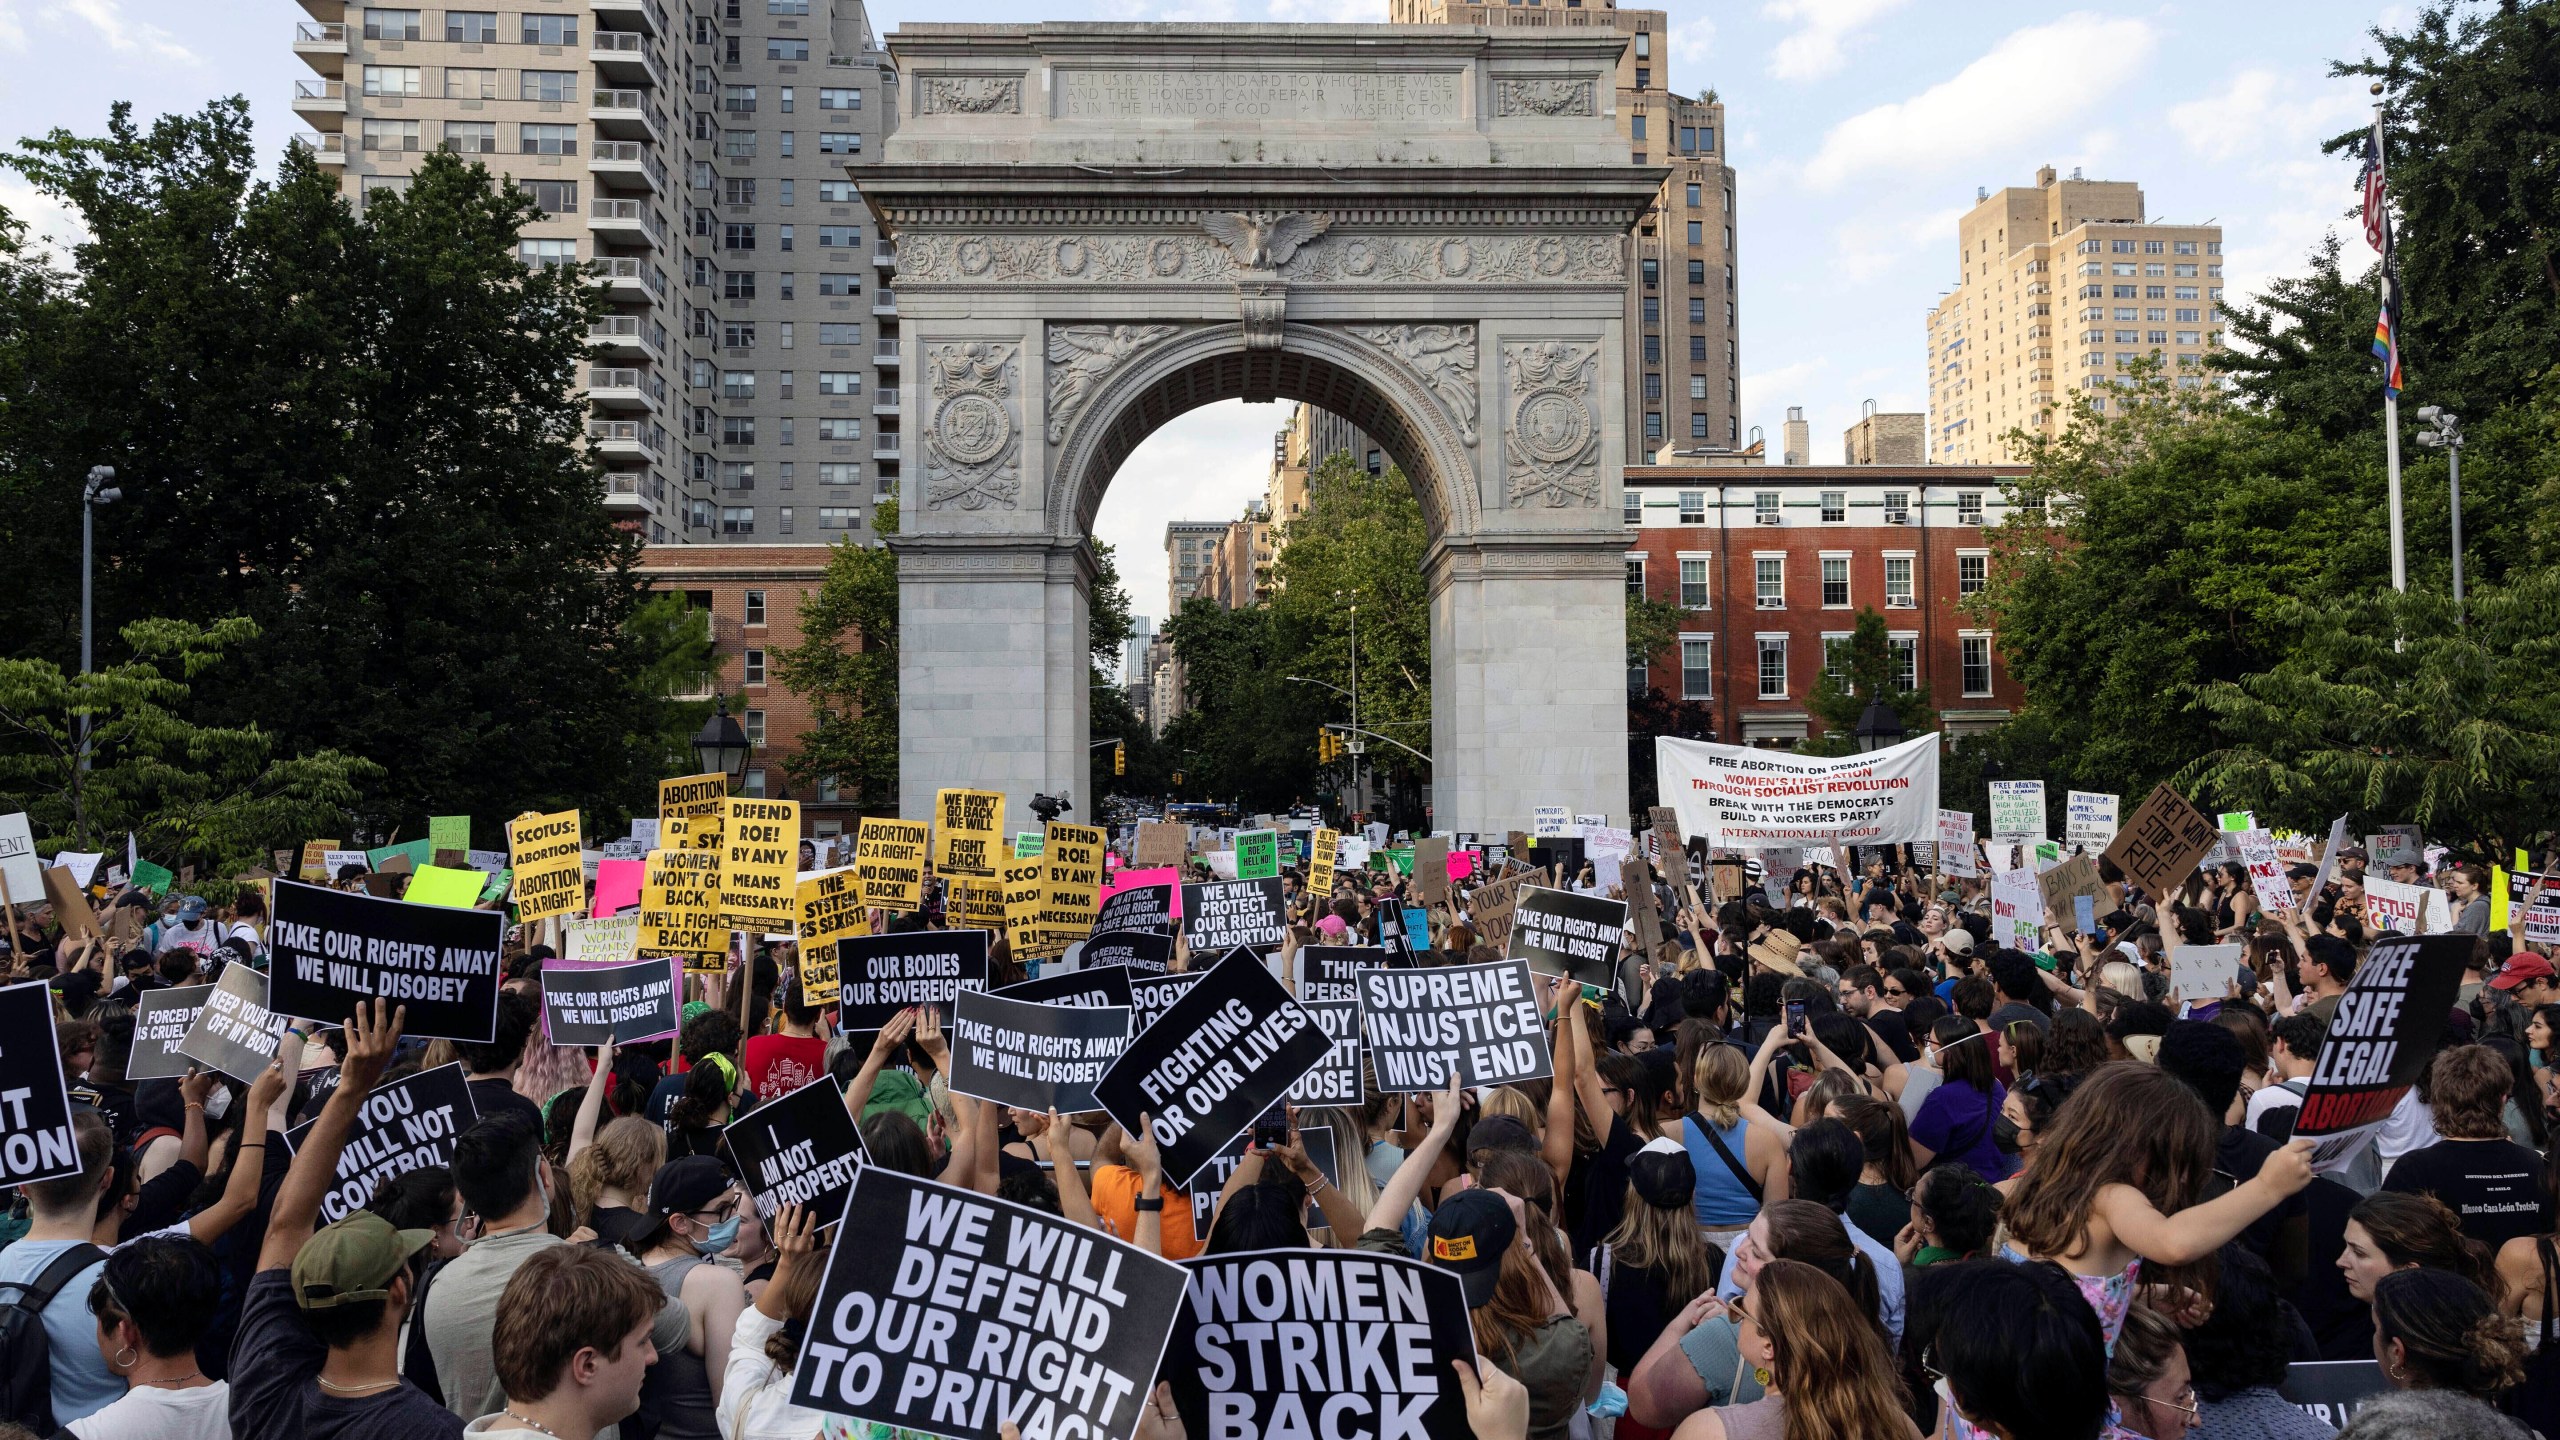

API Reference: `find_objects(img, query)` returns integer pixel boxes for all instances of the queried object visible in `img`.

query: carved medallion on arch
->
[922,341,1023,511]
[1502,340,1603,508]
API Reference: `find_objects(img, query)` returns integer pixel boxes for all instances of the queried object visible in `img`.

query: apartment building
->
[1267,403,1382,526]
[1164,520,1228,619]
[1926,166,2226,463]
[1385,0,1737,455]
[1622,466,2029,746]
[291,0,899,546]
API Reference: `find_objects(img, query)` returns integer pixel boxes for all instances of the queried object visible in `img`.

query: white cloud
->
[1738,357,1826,446]
[1093,399,1288,628]
[1835,201,1967,285]
[1800,13,2155,190]
[36,0,194,64]
[1762,0,1907,82]
[2169,67,2365,164]
[1266,0,1387,19]
[0,175,84,264]
[0,1,26,51]
[1668,16,1717,67]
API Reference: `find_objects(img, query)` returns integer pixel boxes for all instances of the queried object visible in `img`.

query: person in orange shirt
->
[1086,1119,1201,1261]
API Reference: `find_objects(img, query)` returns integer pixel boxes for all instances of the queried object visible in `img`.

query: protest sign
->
[1338,834,1372,870]
[1003,854,1051,960]
[590,858,644,917]
[2292,933,2468,1173]
[2035,854,2104,921]
[1467,871,1529,948]
[41,865,96,942]
[931,788,1006,880]
[2278,1361,2389,1431]
[2305,813,2353,904]
[854,817,929,912]
[835,930,992,1035]
[1014,831,1046,859]
[1129,971,1206,1033]
[1654,733,1941,846]
[506,809,585,925]
[2168,943,2246,1012]
[1987,781,2047,842]
[2062,791,2119,851]
[1306,827,1340,895]
[725,1075,866,1229]
[946,877,1006,933]
[128,983,213,1080]
[1298,944,1392,1004]
[1180,879,1287,955]
[2368,826,2424,869]
[1289,1000,1363,1105]
[370,839,431,874]
[1094,949,1328,1188]
[659,773,728,831]
[639,847,723,966]
[797,867,868,956]
[296,840,339,883]
[404,865,486,910]
[0,980,79,1186]
[1506,887,1628,989]
[428,815,471,855]
[178,963,288,1083]
[562,914,641,968]
[280,1064,477,1224]
[2237,830,2297,915]
[266,879,507,1040]
[1622,858,1664,954]
[1079,929,1175,977]
[1531,805,1572,838]
[1134,821,1188,867]
[1098,863,1179,907]
[1233,829,1279,881]
[948,988,1132,1115]
[1646,806,1690,887]
[541,957,681,1045]
[2363,876,2449,936]
[1163,1247,1478,1440]
[2510,872,2560,948]
[1989,868,2042,952]
[322,849,369,879]
[995,965,1138,1010]
[721,799,800,933]
[1408,835,1452,906]
[2102,784,2221,900]
[1521,837,1583,875]
[1092,884,1176,937]
[1186,1127,1339,1243]
[1358,960,1552,1092]
[786,1167,1187,1440]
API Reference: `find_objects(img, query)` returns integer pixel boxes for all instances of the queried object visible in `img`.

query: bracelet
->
[1131,1195,1164,1212]
[238,1141,266,1149]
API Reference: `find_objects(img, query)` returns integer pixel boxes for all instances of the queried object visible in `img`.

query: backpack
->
[0,1242,103,1433]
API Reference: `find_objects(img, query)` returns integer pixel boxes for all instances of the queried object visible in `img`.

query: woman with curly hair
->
[1667,1258,1919,1440]
[2343,1191,2502,1308]
[2372,1268,2529,1407]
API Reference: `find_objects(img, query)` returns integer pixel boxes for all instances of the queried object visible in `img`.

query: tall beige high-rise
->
[1387,0,1737,458]
[1925,165,2226,464]
[291,0,899,546]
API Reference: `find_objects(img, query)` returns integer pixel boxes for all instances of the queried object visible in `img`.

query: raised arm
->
[1366,1074,1463,1233]
[1034,1109,1100,1230]
[1542,978,1578,1187]
[2094,1140,2314,1266]
[845,1009,918,1121]
[568,1038,616,1164]
[176,1066,217,1175]
[186,1061,290,1246]
[258,1000,404,1272]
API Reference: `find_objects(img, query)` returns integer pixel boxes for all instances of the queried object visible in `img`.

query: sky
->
[0,0,2407,633]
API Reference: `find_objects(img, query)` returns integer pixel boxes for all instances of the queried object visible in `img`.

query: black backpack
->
[0,1242,103,1433]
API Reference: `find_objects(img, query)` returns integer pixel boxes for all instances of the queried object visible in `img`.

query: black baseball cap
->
[1627,1137,1697,1211]
[1427,1188,1517,1308]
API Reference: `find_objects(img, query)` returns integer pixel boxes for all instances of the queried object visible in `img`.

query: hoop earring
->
[113,1345,137,1369]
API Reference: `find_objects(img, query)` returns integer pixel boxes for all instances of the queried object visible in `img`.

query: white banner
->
[1654,733,1941,847]
[2064,791,2119,849]
[1988,781,2048,841]
[2364,876,2450,937]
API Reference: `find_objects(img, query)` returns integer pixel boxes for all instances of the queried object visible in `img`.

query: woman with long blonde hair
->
[1687,1043,1791,1249]
[1589,1141,1723,1440]
[1668,1259,1919,1440]
[569,1113,666,1251]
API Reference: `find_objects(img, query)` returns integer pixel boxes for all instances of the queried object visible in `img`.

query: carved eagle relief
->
[1200,211,1333,270]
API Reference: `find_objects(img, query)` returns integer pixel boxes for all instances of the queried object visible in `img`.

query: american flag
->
[2359,116,2403,398]
[2357,120,2389,253]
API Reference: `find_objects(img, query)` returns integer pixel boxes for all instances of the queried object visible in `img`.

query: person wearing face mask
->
[1990,1072,2078,1200]
[634,1156,749,1440]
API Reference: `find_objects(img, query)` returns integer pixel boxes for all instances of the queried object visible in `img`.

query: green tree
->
[621,593,730,783]
[1800,608,1933,757]
[0,616,377,870]
[1625,595,1685,672]
[776,500,897,809]
[1266,453,1433,760]
[1158,599,1310,814]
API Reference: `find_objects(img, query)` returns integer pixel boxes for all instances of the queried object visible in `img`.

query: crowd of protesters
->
[0,829,2548,1440]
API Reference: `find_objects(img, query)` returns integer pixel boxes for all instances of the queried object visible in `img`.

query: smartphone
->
[1784,999,1807,1038]
[1251,1101,1290,1151]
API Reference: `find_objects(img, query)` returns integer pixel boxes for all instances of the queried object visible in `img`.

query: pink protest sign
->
[590,858,645,918]
[1098,864,1183,916]
[1448,850,1479,882]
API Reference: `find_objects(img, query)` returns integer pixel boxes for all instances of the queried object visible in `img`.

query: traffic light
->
[1172,769,1184,787]
[1318,729,1338,763]
[1113,741,1126,776]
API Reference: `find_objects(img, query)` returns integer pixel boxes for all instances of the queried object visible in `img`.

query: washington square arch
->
[869,24,1657,834]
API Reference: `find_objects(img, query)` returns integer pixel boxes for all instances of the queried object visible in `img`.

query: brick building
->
[1623,465,2030,746]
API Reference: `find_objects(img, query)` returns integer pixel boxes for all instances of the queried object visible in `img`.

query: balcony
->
[292,21,345,73]
[586,366,665,410]
[871,289,896,317]
[601,473,652,510]
[872,244,897,269]
[289,132,347,165]
[588,199,665,248]
[591,0,665,36]
[590,256,652,302]
[291,79,345,124]
[590,140,664,192]
[590,88,665,145]
[590,29,664,87]
[587,314,662,360]
[872,435,902,462]
[589,420,662,463]
[873,342,900,367]
[872,391,900,416]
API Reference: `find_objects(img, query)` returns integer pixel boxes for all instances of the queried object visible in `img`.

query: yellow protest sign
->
[660,774,728,852]
[856,816,931,912]
[507,810,585,924]
[932,789,1006,880]
[948,877,1006,932]
[1038,822,1107,955]
[639,847,723,966]
[298,840,341,884]
[795,869,865,1005]
[719,797,800,933]
[1002,856,1051,959]
[1308,827,1340,898]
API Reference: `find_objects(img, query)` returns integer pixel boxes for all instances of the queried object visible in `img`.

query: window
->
[1687,220,1703,246]
[819,507,859,530]
[722,177,758,207]
[1884,555,1913,605]
[720,507,755,536]
[361,119,421,152]
[445,67,496,98]
[779,179,794,206]
[722,270,756,300]
[721,416,756,446]
[1678,556,1710,608]
[779,420,795,447]
[445,10,498,40]
[362,9,421,40]
[1820,556,1849,607]
[819,462,861,484]
[818,132,860,154]
[818,225,860,249]
[1681,637,1713,700]
[722,370,756,401]
[1882,491,1909,523]
[815,272,862,298]
[1688,297,1706,324]
[772,0,811,12]
[818,418,862,441]
[361,66,421,97]
[722,130,757,158]
[724,223,756,251]
[741,767,767,798]
[1891,636,1918,692]
[1823,634,1850,686]
[1622,491,1642,526]
[743,649,767,684]
[722,460,756,489]
[519,123,577,156]
[817,371,860,395]
[1643,373,1662,402]
[517,179,576,216]
[1645,337,1662,364]
[1678,490,1706,524]
[777,225,794,252]
[1625,556,1646,599]
[818,323,861,346]
[1961,635,1993,696]
[520,70,578,103]
[1686,182,1701,207]
[1956,491,1985,525]
[769,38,810,59]
[1642,298,1661,324]
[518,238,576,268]
[1644,412,1663,441]
[443,120,496,154]
[724,85,759,114]
[1958,553,1989,596]
[1630,115,1647,142]
[1688,259,1706,286]
[1641,258,1659,288]
[821,87,862,110]
[1690,335,1707,361]
[742,708,766,747]
[522,14,577,44]
[1634,68,1649,89]
[1819,491,1845,523]
[1758,638,1788,698]
[1690,414,1709,439]
[1754,556,1783,608]
[1753,492,1779,524]
[819,179,858,202]
[777,371,795,399]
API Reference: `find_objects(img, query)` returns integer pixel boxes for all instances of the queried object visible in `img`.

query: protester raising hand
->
[1034,1107,1101,1230]
[846,1008,918,1118]
[1452,1358,1532,1440]
[1366,1075,1464,1234]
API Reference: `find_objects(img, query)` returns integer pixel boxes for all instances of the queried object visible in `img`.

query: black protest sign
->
[1129,971,1206,1034]
[724,1075,867,1231]
[788,1166,1188,1440]
[1289,1001,1362,1106]
[1297,944,1392,1003]
[0,979,82,1186]
[540,958,682,1046]
[996,965,1138,1010]
[1081,929,1175,977]
[1163,1248,1479,1440]
[835,930,993,1035]
[949,989,1132,1115]
[281,1064,478,1224]
[1094,948,1330,1190]
[2278,1361,2389,1431]
[1505,886,1628,988]
[1358,960,1553,1093]
[1523,836,1585,874]
[267,878,508,1041]
[1188,1125,1338,1243]
[1180,879,1287,955]
[1093,885,1176,936]
[2292,933,2468,1174]
[128,983,214,1080]
[177,963,289,1083]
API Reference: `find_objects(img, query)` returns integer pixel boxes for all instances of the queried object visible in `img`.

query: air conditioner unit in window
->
[1883,512,1909,524]
[1753,514,1783,525]
[1886,597,1917,609]
[1754,598,1784,610]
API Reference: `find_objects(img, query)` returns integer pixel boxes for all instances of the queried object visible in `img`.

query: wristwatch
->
[1132,1195,1164,1212]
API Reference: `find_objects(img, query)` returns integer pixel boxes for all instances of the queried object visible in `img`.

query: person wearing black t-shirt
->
[2383,1044,2551,1253]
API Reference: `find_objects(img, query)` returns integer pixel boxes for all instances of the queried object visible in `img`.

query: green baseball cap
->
[291,1211,434,1310]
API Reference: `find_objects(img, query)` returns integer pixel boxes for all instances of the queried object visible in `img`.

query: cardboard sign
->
[786,1167,1188,1440]
[931,788,1006,880]
[1188,1127,1338,1243]
[1621,858,1664,954]
[2509,872,2560,947]
[2102,784,2221,900]
[177,963,288,1083]
[1306,827,1340,898]
[1003,854,1052,960]
[658,773,728,830]
[506,809,586,925]
[127,983,214,1081]
[1093,884,1176,936]
[1164,1248,1479,1440]
[1989,867,2041,951]
[1289,1000,1363,1105]
[2293,934,2468,1173]
[948,988,1132,1115]
[589,857,645,916]
[41,865,97,941]
[1079,929,1175,977]
[1531,805,1573,839]
[853,817,928,912]
[2167,943,2246,1011]
[2064,791,2119,849]
[278,1063,478,1224]
[0,980,77,1186]
[265,878,507,1040]
[1358,960,1551,1093]
[1035,822,1108,956]
[2035,854,2105,921]
[1180,879,1287,955]
[426,815,470,855]
[994,965,1138,1010]
[1298,944,1392,1004]
[1505,886,1629,988]
[834,930,993,1035]
[1987,781,2047,842]
[796,868,868,957]
[2363,876,2449,936]
[1933,810,1977,877]
[724,1075,866,1230]
[2237,829,2297,915]
[1234,829,1280,881]
[541,957,681,1045]
[297,840,340,883]
[562,914,641,968]
[1128,970,1206,1033]
[404,865,487,910]
[2367,828,2424,869]
[1645,806,1690,887]
[1410,835,1451,905]
[946,877,1006,933]
[1094,948,1330,1188]
[639,847,723,963]
[721,798,801,933]
[1134,821,1188,868]
[1467,871,1530,948]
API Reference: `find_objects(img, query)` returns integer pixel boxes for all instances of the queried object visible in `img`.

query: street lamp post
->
[76,465,121,845]
[692,696,751,790]
[1853,696,1907,754]
[2415,406,2466,623]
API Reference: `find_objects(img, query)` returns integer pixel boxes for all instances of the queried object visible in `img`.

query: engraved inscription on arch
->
[1055,69,1463,124]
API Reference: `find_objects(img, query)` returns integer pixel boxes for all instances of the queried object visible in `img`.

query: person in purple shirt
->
[1908,1016,2006,1183]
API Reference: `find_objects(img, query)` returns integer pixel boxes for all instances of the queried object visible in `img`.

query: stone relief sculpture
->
[1503,340,1603,507]
[922,341,1023,511]
[894,231,1620,287]
[1349,324,1479,447]
[918,76,1021,114]
[1198,212,1334,271]
[1493,78,1596,117]
[1044,324,1185,443]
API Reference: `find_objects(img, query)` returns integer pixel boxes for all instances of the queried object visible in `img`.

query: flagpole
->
[2374,87,2407,596]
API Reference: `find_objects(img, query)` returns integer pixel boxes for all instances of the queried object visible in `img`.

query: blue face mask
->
[699,1216,742,1257]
